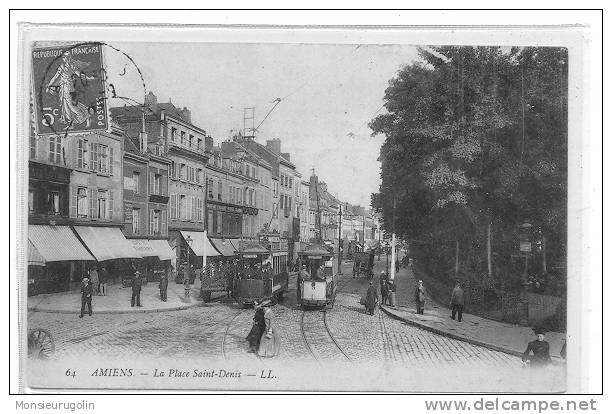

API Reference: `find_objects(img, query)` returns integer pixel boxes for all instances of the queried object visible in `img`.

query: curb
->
[379,305,565,366]
[379,305,523,358]
[27,294,227,315]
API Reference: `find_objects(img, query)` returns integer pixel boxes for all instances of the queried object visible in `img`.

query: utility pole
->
[390,195,397,282]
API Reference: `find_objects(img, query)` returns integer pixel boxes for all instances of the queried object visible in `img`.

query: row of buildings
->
[27,91,379,294]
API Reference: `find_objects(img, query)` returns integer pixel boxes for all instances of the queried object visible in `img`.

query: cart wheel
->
[28,328,55,359]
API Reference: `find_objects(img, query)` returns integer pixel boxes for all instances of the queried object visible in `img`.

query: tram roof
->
[298,244,332,257]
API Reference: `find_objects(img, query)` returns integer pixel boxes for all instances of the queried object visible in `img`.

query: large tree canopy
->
[370,46,567,288]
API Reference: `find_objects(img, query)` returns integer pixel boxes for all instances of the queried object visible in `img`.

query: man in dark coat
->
[297,264,309,303]
[98,266,108,296]
[131,271,143,307]
[415,280,426,314]
[365,281,378,316]
[450,282,465,322]
[522,330,552,368]
[80,277,92,318]
[159,273,168,302]
[379,271,388,305]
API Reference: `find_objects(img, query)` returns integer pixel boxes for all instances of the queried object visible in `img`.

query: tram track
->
[221,308,249,360]
[299,309,352,364]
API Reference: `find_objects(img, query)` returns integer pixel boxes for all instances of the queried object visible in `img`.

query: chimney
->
[181,107,191,123]
[139,109,148,153]
[205,136,213,151]
[281,152,290,162]
[266,138,281,155]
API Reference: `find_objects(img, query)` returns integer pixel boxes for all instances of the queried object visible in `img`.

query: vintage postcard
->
[15,21,589,393]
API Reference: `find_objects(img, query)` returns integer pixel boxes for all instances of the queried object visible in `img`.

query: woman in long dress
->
[257,304,281,357]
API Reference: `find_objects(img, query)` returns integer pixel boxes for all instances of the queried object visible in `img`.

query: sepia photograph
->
[13,17,597,395]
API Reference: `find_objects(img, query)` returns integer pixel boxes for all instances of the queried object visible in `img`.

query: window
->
[217,181,222,201]
[170,161,175,179]
[180,164,186,180]
[197,198,203,222]
[180,131,186,145]
[133,172,140,193]
[97,190,108,219]
[280,195,284,209]
[252,166,256,178]
[254,190,257,208]
[77,187,88,217]
[153,174,161,195]
[246,165,251,177]
[170,193,177,219]
[48,191,60,214]
[207,179,214,198]
[98,144,109,173]
[48,136,62,164]
[197,169,202,184]
[151,210,160,234]
[77,138,87,168]
[28,190,34,213]
[216,211,222,234]
[289,177,293,189]
[132,208,140,234]
[171,127,177,141]
[197,138,203,151]
[90,143,99,171]
[189,134,194,148]
[179,195,186,219]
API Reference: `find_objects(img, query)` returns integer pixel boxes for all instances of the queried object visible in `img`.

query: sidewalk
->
[27,279,227,314]
[381,264,566,360]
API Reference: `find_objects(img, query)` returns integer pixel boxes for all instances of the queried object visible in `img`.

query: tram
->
[232,235,289,306]
[297,243,338,308]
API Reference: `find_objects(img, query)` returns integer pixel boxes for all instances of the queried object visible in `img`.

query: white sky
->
[106,42,420,206]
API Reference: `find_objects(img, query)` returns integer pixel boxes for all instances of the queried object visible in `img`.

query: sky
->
[106,42,420,206]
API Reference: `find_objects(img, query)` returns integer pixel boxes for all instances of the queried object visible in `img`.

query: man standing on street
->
[80,277,92,318]
[99,265,108,296]
[379,271,388,305]
[131,271,143,307]
[159,273,168,302]
[89,266,99,296]
[415,280,426,314]
[522,329,552,368]
[297,264,309,303]
[450,282,465,322]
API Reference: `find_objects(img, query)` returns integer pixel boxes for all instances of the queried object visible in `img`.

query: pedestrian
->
[415,280,426,314]
[379,271,388,305]
[246,300,267,352]
[98,266,108,296]
[89,266,99,296]
[159,272,168,302]
[365,281,378,316]
[297,264,309,303]
[450,281,465,322]
[258,301,281,357]
[184,274,191,299]
[522,329,552,368]
[131,271,142,307]
[79,277,92,318]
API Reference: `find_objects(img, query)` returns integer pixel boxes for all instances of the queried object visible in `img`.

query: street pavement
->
[381,261,566,359]
[26,258,565,391]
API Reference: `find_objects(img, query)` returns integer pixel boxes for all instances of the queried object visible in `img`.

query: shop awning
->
[149,240,175,261]
[210,238,236,257]
[129,239,157,257]
[228,239,242,252]
[180,231,220,257]
[74,226,142,261]
[28,240,46,266]
[28,225,95,263]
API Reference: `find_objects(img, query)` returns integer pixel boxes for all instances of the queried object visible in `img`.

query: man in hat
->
[159,272,168,302]
[131,271,143,307]
[246,300,268,352]
[379,271,389,305]
[365,281,378,316]
[80,277,92,318]
[450,281,465,322]
[522,329,552,368]
[415,280,426,314]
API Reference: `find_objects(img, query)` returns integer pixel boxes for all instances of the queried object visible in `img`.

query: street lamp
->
[185,235,193,283]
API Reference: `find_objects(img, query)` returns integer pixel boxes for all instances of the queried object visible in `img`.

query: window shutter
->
[161,210,167,235]
[170,193,176,219]
[109,147,114,174]
[149,170,154,195]
[89,142,95,171]
[70,185,77,218]
[150,208,154,235]
[108,190,114,220]
[89,188,96,218]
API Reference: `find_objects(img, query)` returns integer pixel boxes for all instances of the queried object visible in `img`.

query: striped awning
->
[28,225,95,263]
[74,226,142,261]
[180,231,220,257]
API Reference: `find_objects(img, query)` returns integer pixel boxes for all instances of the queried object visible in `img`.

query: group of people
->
[86,266,109,296]
[245,300,281,357]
